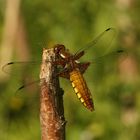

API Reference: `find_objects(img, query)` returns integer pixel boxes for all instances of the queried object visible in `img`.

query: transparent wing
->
[90,49,127,64]
[2,59,66,94]
[2,61,41,75]
[2,61,43,95]
[2,60,65,75]
[75,27,118,61]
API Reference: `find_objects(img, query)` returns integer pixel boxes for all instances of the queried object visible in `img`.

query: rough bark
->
[39,48,66,140]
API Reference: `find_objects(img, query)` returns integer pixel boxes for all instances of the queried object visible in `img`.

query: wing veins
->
[88,49,125,64]
[74,27,116,56]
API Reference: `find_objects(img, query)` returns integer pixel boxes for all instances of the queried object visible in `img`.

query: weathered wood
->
[39,47,66,140]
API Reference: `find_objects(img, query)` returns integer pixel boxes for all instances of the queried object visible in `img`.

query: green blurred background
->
[0,0,140,140]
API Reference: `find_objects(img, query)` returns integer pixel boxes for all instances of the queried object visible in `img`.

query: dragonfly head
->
[55,44,71,59]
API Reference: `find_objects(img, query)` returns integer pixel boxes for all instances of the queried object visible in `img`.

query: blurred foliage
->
[0,0,140,140]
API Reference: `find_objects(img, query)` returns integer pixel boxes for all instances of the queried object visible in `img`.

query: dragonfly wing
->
[74,28,118,61]
[90,49,127,65]
[2,60,68,93]
[2,61,42,95]
[2,61,41,75]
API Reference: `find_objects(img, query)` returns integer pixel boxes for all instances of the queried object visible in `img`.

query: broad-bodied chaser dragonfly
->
[3,28,124,111]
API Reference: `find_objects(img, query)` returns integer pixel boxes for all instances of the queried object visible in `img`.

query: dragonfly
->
[2,27,125,111]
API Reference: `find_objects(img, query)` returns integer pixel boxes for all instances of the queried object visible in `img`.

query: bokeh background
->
[0,0,140,140]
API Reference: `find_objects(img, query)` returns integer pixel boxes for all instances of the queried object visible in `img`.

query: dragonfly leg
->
[57,69,70,79]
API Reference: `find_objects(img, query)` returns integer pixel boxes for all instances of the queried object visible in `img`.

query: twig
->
[39,47,66,140]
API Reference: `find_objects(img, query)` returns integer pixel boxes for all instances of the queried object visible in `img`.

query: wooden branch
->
[39,47,66,140]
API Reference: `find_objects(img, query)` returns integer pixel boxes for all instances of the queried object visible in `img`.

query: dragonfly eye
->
[55,44,65,52]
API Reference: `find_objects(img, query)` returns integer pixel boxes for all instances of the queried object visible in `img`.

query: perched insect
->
[3,28,125,111]
[53,44,94,111]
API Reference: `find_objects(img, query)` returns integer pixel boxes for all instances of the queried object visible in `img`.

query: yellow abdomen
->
[70,69,94,111]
